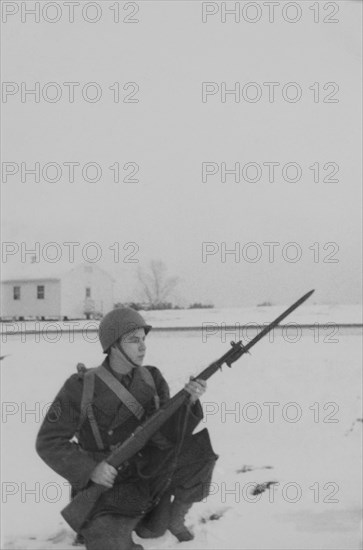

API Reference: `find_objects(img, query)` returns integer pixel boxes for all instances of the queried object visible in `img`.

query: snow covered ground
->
[1,304,362,334]
[1,306,362,549]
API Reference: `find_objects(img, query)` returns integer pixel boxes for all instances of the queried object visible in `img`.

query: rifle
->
[61,289,314,532]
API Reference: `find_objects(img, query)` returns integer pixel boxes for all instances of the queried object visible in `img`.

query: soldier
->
[36,307,218,550]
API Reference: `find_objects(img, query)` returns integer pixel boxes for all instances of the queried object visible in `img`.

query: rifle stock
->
[61,483,107,532]
[61,290,314,532]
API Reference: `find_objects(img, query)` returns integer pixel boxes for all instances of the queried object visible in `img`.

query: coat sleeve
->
[35,374,99,491]
[149,366,204,442]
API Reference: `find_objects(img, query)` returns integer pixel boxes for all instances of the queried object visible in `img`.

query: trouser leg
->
[135,490,172,539]
[81,514,143,550]
[136,429,218,539]
[168,500,194,542]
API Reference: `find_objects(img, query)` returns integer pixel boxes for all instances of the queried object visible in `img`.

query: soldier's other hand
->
[184,378,206,403]
[90,461,117,488]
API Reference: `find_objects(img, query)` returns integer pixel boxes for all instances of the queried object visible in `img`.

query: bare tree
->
[137,260,179,309]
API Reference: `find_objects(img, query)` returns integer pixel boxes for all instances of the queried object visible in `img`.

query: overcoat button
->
[108,430,113,435]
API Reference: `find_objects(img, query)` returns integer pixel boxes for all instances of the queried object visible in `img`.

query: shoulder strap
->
[95,366,145,420]
[78,369,104,450]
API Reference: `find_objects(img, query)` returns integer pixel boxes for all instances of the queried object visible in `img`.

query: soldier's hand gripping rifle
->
[61,289,315,532]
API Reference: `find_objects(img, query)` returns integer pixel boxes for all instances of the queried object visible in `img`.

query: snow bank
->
[1,304,362,336]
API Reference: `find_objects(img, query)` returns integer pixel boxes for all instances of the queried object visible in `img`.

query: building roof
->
[1,262,62,282]
[1,262,113,283]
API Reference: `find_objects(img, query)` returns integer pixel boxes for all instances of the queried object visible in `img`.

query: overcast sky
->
[1,0,362,306]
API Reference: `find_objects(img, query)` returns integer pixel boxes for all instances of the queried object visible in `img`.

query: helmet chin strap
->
[118,342,140,368]
[109,342,139,374]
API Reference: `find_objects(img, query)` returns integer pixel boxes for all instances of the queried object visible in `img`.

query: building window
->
[85,287,91,298]
[13,286,20,300]
[37,285,45,299]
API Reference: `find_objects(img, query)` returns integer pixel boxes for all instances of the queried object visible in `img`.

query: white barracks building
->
[1,263,114,320]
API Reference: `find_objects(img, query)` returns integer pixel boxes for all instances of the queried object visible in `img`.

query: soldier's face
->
[120,328,147,366]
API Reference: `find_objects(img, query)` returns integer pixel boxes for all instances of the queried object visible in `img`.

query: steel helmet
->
[98,307,152,353]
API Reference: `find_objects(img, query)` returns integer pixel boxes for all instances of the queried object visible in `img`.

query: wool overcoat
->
[36,359,208,518]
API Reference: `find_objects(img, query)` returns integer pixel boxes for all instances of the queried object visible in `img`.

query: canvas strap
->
[95,365,145,420]
[79,369,104,450]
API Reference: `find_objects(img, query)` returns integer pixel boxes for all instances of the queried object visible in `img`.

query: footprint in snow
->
[251,481,278,495]
[236,465,273,474]
[200,507,231,524]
